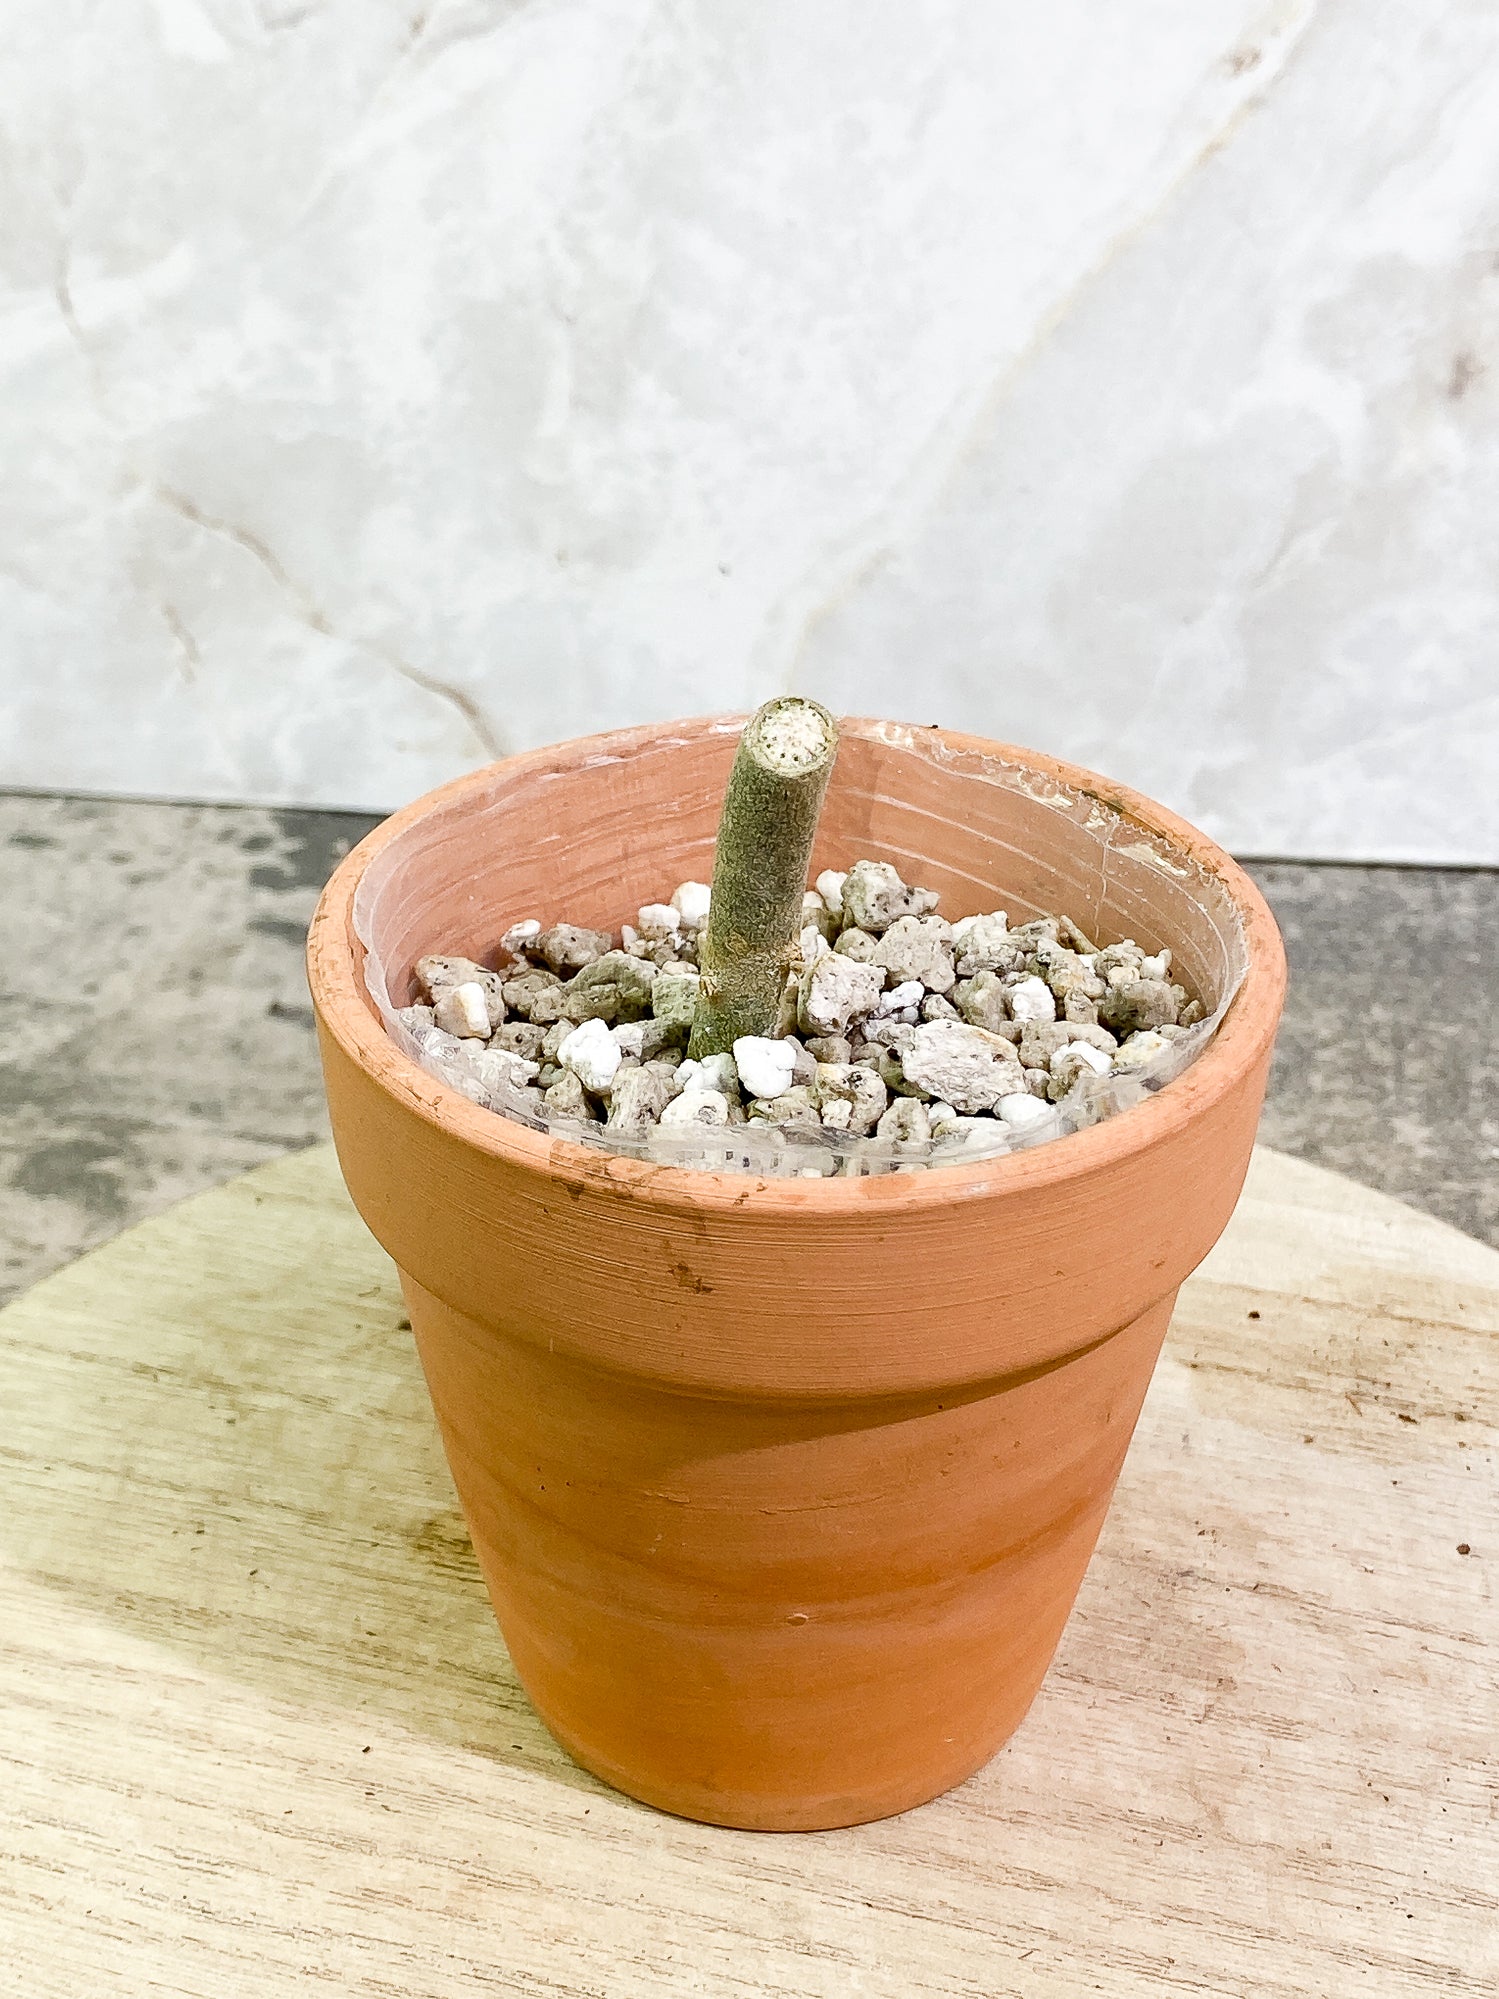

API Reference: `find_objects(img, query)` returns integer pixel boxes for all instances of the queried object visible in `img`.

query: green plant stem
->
[687,698,839,1060]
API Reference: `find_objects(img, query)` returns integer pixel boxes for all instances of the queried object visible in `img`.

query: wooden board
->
[1,1143,1494,1997]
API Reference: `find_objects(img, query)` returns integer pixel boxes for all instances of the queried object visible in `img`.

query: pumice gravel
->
[391,859,1210,1174]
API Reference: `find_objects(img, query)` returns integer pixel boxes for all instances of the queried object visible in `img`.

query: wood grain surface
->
[1,1144,1494,1996]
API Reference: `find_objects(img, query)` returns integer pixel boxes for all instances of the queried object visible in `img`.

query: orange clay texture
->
[308,716,1286,1829]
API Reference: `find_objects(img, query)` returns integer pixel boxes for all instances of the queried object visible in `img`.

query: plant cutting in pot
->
[308,705,1285,1831]
[360,700,1231,1176]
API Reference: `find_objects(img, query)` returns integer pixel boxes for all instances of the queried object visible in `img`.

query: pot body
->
[309,718,1285,1830]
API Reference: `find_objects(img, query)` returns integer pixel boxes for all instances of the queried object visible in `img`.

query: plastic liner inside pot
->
[353,723,1248,1177]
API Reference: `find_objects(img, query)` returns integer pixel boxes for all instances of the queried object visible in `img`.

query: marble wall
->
[3,0,1496,860]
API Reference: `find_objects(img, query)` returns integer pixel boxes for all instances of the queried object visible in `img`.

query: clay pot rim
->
[307,716,1286,1216]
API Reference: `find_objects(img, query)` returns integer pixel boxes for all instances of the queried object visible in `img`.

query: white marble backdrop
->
[2,0,1496,860]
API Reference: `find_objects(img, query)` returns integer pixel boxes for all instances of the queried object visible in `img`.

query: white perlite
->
[676,1051,738,1096]
[660,1087,732,1127]
[433,980,492,1039]
[872,979,925,1017]
[815,869,847,918]
[798,952,884,1036]
[898,1020,1025,1113]
[671,881,712,931]
[1051,1041,1112,1091]
[1007,975,1057,1023]
[874,916,955,992]
[557,1017,621,1093]
[499,920,541,957]
[1112,1026,1175,1071]
[841,859,938,932]
[607,1064,676,1132]
[400,863,1209,1172]
[636,902,681,940]
[998,1091,1052,1130]
[951,912,1013,976]
[733,1035,798,1101]
[815,1063,888,1134]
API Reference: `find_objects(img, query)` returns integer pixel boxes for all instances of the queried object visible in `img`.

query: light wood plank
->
[1,1144,1494,1996]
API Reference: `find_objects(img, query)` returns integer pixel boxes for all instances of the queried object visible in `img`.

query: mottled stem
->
[687,698,840,1059]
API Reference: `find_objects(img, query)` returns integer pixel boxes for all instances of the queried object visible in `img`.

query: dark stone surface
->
[0,790,1493,1305]
[0,794,377,1303]
[1245,861,1496,1251]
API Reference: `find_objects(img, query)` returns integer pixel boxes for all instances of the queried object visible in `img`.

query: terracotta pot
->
[308,717,1285,1831]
